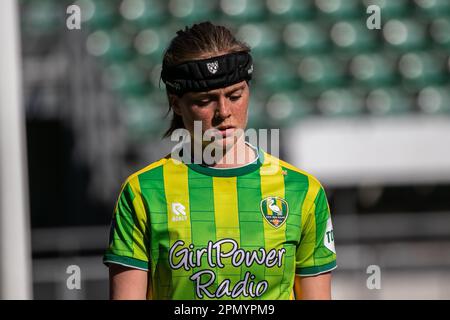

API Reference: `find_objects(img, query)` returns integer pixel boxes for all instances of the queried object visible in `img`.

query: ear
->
[169,94,182,116]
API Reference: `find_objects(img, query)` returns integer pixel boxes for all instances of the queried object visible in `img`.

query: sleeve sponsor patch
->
[324,217,335,254]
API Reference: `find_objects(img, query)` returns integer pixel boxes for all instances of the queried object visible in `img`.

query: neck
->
[191,138,257,169]
[212,140,256,169]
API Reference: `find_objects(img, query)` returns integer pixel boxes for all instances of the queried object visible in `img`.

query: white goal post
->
[0,0,32,299]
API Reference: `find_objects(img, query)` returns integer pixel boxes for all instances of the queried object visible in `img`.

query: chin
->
[211,137,231,149]
[205,137,232,153]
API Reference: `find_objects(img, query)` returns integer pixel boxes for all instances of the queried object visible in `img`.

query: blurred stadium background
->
[1,0,449,299]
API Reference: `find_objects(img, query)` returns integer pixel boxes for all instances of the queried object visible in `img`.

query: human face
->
[170,80,250,150]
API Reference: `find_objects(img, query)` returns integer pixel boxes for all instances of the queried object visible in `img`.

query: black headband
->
[161,51,253,96]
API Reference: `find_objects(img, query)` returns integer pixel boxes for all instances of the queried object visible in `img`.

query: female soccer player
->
[103,21,336,300]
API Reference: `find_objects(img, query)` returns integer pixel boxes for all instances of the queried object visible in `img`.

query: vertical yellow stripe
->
[260,157,286,272]
[298,176,321,267]
[129,176,148,261]
[213,177,241,296]
[163,160,192,287]
[213,177,240,240]
[260,163,286,244]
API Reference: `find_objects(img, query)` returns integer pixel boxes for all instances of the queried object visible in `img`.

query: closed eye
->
[194,99,212,106]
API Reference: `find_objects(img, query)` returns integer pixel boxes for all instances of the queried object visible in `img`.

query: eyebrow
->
[190,85,245,99]
[225,85,245,95]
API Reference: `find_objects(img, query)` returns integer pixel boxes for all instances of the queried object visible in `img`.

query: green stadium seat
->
[265,0,315,21]
[102,62,149,97]
[86,30,112,56]
[414,0,450,17]
[417,86,450,114]
[314,0,361,19]
[168,0,219,23]
[382,19,427,51]
[316,89,364,116]
[349,53,396,87]
[133,27,171,62]
[86,27,134,62]
[329,20,378,53]
[118,0,168,27]
[219,0,266,22]
[282,22,329,54]
[430,18,450,49]
[362,0,410,19]
[235,23,281,56]
[297,55,347,92]
[397,52,447,87]
[265,91,314,126]
[78,0,119,29]
[252,57,299,91]
[247,95,268,130]
[365,88,413,115]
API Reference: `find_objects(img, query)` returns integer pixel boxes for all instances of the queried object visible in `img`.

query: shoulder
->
[262,151,325,205]
[122,155,171,189]
[262,152,323,187]
[263,152,330,217]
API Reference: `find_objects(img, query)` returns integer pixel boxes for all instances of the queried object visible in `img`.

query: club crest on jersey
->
[206,61,219,74]
[260,197,289,228]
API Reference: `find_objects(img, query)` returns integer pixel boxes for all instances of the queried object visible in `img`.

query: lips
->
[217,125,233,130]
[216,126,235,137]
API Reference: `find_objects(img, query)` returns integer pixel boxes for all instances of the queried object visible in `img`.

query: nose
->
[216,95,231,120]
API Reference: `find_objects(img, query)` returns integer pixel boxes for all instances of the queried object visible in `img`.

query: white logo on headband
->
[206,61,219,74]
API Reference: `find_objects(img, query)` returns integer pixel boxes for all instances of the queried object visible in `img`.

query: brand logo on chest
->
[171,202,187,222]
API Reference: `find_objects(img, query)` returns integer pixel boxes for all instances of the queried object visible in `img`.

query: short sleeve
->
[295,183,337,276]
[103,175,150,271]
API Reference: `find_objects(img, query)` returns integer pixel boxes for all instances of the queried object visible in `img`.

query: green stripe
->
[236,170,265,300]
[114,183,136,251]
[103,254,149,270]
[283,167,309,299]
[139,166,171,299]
[313,187,336,266]
[296,260,337,276]
[188,169,217,299]
[295,176,317,272]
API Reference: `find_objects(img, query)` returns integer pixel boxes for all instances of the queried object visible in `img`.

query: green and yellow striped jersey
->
[103,146,337,300]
